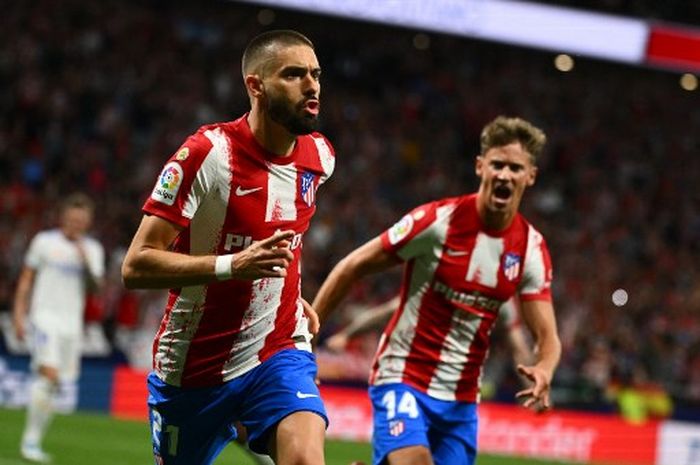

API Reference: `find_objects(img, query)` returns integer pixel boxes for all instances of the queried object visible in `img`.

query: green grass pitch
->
[0,407,577,465]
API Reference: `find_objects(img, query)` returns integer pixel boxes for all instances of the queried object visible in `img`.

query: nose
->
[496,167,512,181]
[303,73,319,96]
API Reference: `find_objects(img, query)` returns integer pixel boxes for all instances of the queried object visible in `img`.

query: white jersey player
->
[13,193,105,463]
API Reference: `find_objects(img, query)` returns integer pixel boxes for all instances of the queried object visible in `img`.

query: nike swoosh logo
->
[445,248,469,257]
[235,186,262,196]
[296,391,319,399]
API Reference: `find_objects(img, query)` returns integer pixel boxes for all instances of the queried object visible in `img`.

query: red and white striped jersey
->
[371,194,552,402]
[142,115,335,387]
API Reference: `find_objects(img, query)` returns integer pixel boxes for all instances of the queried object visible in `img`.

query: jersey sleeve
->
[142,129,215,228]
[519,226,553,301]
[312,133,335,186]
[24,233,45,270]
[86,239,106,279]
[380,201,439,262]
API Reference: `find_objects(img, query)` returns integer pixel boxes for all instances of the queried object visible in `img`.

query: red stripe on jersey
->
[258,253,301,362]
[400,289,456,392]
[179,280,253,386]
[455,316,493,400]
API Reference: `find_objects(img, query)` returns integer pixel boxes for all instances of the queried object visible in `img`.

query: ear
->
[475,155,484,177]
[245,74,264,99]
[527,166,538,186]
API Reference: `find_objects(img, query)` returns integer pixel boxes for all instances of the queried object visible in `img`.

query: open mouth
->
[303,99,320,115]
[493,185,512,202]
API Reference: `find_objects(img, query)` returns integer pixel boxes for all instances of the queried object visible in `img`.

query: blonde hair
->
[480,116,547,163]
[60,192,95,214]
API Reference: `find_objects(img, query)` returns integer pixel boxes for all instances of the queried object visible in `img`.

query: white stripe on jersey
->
[521,226,548,294]
[154,129,231,387]
[465,233,504,288]
[313,136,335,184]
[373,204,453,386]
[223,276,285,379]
[156,288,206,386]
[427,310,483,401]
[266,163,298,221]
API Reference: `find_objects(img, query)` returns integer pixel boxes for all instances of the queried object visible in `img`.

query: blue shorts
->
[147,349,327,465]
[369,383,478,465]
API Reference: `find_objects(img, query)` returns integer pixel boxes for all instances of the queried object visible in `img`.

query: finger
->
[516,364,533,378]
[260,230,295,247]
[259,247,294,262]
[515,388,534,399]
[257,258,291,271]
[301,298,320,335]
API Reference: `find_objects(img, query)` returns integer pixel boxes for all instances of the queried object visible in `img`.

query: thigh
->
[58,334,81,381]
[369,384,430,465]
[425,400,478,465]
[239,349,328,455]
[147,373,237,465]
[29,324,61,373]
[269,411,326,465]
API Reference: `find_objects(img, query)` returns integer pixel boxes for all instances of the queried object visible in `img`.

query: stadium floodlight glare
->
[237,0,649,64]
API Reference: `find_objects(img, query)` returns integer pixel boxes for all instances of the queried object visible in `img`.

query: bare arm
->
[500,298,534,367]
[506,324,533,367]
[325,296,398,352]
[12,267,36,341]
[515,299,561,410]
[121,215,295,289]
[312,237,398,326]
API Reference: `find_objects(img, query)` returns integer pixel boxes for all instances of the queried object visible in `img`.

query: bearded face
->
[266,89,319,135]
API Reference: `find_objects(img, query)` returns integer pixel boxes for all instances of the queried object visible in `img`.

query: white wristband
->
[215,255,233,281]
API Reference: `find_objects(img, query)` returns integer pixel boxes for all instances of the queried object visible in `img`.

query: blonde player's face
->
[476,142,537,217]
[262,44,321,135]
[60,207,93,241]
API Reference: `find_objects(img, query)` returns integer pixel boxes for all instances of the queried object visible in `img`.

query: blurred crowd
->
[1,1,699,422]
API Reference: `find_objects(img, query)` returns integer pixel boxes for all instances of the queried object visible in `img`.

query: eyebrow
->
[280,65,322,74]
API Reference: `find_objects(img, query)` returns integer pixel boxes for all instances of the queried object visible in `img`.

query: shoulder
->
[33,229,60,244]
[519,215,547,246]
[308,132,335,155]
[84,236,104,251]
[299,132,336,176]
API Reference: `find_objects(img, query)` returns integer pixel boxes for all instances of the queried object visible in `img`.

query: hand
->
[75,241,88,264]
[301,298,320,335]
[325,333,349,353]
[230,230,295,279]
[515,364,553,412]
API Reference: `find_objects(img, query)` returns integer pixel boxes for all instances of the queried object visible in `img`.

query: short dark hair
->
[480,116,547,163]
[241,29,314,77]
[61,192,95,214]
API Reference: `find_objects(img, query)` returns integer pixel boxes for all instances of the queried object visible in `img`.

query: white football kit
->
[25,229,105,380]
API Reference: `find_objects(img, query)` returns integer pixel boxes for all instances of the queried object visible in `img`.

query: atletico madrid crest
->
[300,171,316,207]
[389,419,405,437]
[503,252,521,281]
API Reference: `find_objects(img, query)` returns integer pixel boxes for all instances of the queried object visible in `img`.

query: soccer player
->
[13,193,105,463]
[312,116,561,465]
[121,30,333,465]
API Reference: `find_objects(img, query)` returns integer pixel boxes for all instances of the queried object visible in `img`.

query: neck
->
[476,194,516,231]
[247,107,296,157]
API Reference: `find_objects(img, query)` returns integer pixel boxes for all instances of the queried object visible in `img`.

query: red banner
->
[110,366,660,465]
